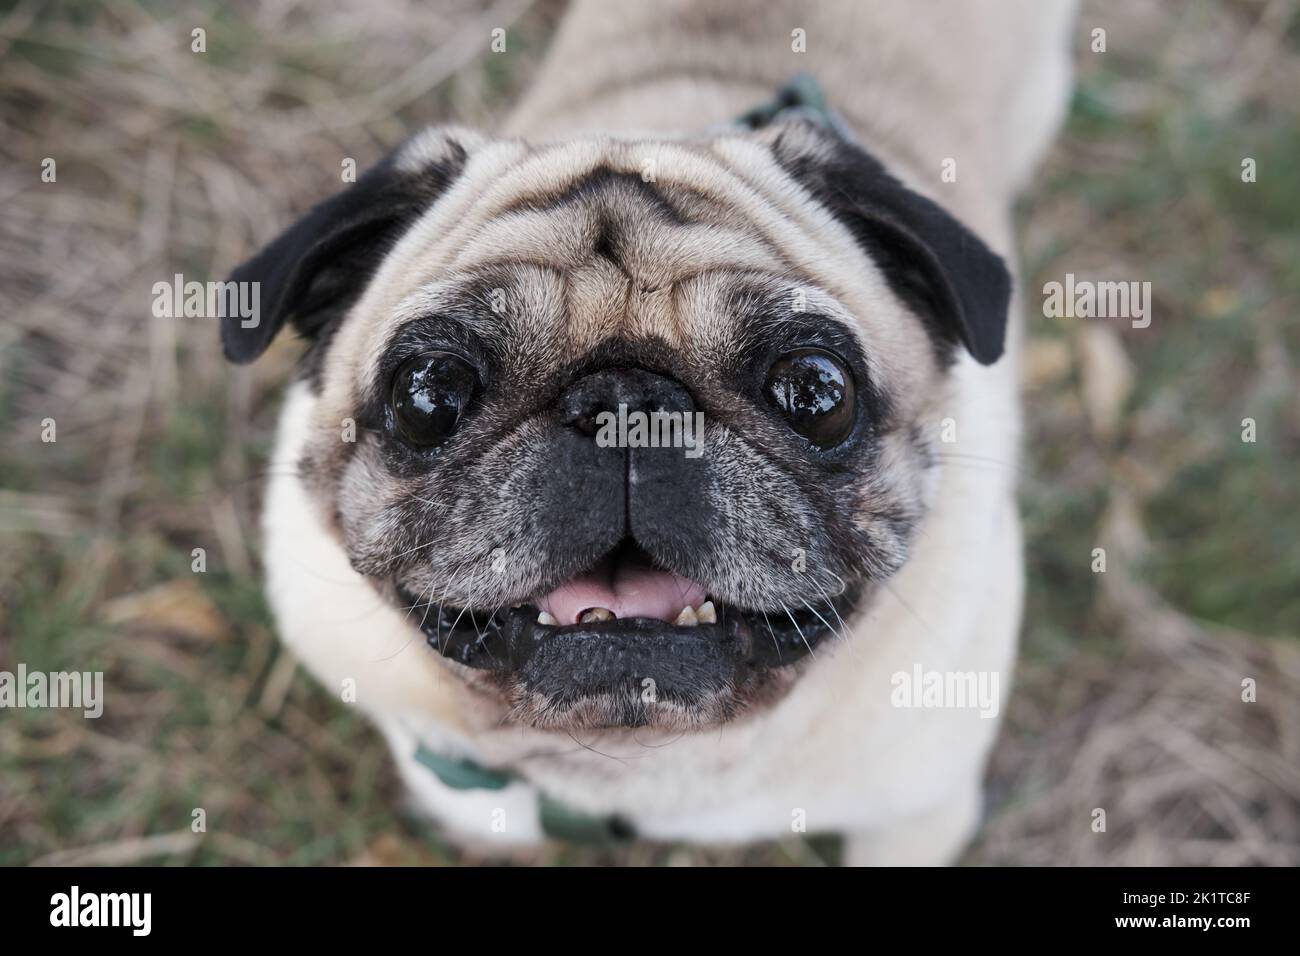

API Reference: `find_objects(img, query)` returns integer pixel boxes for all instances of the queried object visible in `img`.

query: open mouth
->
[398,540,856,692]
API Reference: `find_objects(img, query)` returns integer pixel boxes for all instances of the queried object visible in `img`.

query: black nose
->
[559,367,696,437]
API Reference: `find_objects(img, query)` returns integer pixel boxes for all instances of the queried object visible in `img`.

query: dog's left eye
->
[764,348,856,448]
[389,352,477,447]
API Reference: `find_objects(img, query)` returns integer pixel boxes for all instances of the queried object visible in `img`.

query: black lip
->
[397,587,857,685]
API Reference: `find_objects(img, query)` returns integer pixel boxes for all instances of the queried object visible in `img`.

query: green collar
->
[413,743,636,846]
[734,72,856,142]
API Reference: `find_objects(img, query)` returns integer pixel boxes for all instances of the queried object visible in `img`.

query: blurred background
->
[1,0,1297,865]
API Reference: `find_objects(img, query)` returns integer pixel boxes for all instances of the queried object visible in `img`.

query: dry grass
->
[1,0,1296,866]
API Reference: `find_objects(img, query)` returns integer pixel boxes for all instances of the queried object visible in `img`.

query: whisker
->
[447,588,474,641]
[392,538,440,560]
[813,586,864,674]
[880,579,945,647]
[801,597,839,643]
[824,570,849,598]
[759,608,781,661]
[411,494,452,514]
[371,632,418,663]
[434,574,455,656]
[826,595,850,635]
[563,731,630,767]
[934,451,1030,477]
[780,600,815,659]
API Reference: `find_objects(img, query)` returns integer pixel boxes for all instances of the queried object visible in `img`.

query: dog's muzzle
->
[397,366,856,724]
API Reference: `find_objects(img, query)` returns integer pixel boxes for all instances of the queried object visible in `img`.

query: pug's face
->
[225,122,1009,731]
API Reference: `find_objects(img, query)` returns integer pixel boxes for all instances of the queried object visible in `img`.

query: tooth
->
[537,611,558,626]
[696,601,716,624]
[579,607,615,623]
[674,606,699,626]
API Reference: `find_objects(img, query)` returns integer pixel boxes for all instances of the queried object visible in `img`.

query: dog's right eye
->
[389,352,477,448]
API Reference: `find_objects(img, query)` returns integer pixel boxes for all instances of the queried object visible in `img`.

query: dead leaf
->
[1023,338,1073,390]
[100,578,229,642]
[1076,323,1134,442]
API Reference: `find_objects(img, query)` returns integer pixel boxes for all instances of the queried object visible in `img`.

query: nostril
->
[558,374,612,435]
[566,411,601,437]
[558,366,696,437]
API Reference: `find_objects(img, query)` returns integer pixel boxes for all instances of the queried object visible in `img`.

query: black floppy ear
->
[771,125,1012,365]
[221,131,471,364]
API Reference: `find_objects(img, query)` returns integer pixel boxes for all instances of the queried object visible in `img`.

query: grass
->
[1,0,1297,866]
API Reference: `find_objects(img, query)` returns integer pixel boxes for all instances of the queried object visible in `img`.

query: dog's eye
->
[764,348,856,448]
[389,352,477,447]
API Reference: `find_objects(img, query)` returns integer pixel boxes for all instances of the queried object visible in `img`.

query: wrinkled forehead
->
[385,135,829,285]
[329,133,920,394]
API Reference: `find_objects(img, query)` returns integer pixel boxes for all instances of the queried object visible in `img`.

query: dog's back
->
[508,0,1075,201]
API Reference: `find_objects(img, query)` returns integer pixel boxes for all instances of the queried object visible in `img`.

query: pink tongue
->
[539,556,707,625]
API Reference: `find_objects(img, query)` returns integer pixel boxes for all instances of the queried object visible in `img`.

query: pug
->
[224,0,1076,863]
